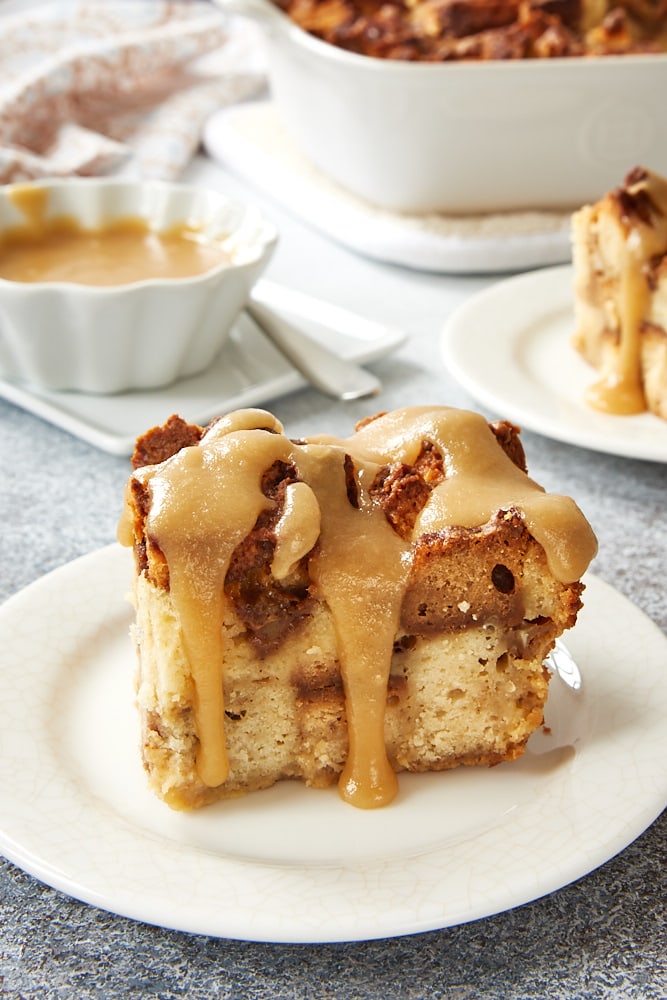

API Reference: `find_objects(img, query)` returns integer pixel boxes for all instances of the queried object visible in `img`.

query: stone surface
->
[0,156,665,999]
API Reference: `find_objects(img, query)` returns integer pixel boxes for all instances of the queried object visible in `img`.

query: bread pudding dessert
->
[275,0,667,60]
[118,406,597,810]
[572,165,667,419]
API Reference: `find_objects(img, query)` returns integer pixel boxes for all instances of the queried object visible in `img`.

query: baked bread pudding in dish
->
[572,165,667,419]
[275,0,667,60]
[118,407,597,811]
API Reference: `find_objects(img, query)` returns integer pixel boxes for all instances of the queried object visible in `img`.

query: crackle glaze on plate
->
[1,545,666,942]
[441,265,667,463]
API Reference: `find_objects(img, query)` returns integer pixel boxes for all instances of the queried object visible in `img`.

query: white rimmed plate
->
[1,544,666,942]
[441,265,667,463]
[0,280,407,456]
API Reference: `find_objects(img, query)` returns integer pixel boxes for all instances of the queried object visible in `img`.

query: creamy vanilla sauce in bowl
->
[0,185,234,286]
[0,178,278,393]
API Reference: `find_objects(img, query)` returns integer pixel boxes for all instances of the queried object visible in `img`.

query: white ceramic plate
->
[1,545,667,943]
[0,280,406,455]
[441,265,667,463]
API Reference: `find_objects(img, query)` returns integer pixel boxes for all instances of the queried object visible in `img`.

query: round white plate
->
[1,545,666,943]
[441,265,667,463]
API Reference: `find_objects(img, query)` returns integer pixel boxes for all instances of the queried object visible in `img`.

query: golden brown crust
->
[490,420,528,473]
[224,513,317,657]
[127,414,537,650]
[129,415,528,589]
[369,459,439,537]
[132,413,203,470]
[401,509,582,629]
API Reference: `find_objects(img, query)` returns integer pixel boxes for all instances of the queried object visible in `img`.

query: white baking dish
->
[215,0,667,214]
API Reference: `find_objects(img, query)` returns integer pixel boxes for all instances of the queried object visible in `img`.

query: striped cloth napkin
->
[0,0,266,183]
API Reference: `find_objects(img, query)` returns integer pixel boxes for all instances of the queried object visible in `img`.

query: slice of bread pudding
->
[118,406,597,810]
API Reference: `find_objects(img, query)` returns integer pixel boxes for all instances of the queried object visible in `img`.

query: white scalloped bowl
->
[0,178,278,394]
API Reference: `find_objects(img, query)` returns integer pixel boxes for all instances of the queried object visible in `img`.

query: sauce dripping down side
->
[583,167,667,415]
[121,406,598,807]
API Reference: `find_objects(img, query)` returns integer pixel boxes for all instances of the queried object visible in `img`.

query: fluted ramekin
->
[0,178,278,394]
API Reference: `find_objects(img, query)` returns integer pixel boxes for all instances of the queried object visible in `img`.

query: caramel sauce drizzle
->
[295,447,408,807]
[123,406,597,807]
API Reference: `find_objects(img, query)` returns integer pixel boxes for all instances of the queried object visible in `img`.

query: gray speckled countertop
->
[1,157,665,999]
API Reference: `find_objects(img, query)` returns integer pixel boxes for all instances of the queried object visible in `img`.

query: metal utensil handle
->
[246,298,381,401]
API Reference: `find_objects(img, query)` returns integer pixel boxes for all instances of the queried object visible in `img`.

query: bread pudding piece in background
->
[118,407,598,811]
[572,166,667,419]
[274,0,667,59]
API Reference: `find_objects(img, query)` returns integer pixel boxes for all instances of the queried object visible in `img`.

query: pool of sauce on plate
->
[0,185,231,285]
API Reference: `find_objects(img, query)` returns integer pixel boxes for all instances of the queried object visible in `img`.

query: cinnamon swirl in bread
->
[118,406,597,810]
